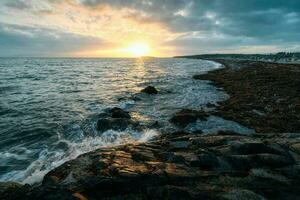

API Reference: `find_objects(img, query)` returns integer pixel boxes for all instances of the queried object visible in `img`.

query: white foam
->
[0,129,159,184]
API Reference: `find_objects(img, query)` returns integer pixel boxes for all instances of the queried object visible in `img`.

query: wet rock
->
[147,186,191,200]
[223,189,266,200]
[206,103,216,108]
[230,142,283,155]
[3,132,300,199]
[109,107,131,119]
[96,107,140,132]
[141,86,158,94]
[196,153,220,170]
[0,182,31,200]
[225,154,294,170]
[96,118,133,132]
[217,130,240,135]
[170,141,190,149]
[170,109,208,127]
[193,59,300,133]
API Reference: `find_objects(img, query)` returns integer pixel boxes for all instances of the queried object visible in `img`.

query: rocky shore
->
[194,59,300,133]
[2,131,300,200]
[1,59,300,199]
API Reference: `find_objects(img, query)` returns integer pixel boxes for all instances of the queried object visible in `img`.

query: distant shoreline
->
[175,52,300,64]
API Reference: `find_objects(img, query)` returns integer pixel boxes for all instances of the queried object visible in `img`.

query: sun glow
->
[126,42,150,57]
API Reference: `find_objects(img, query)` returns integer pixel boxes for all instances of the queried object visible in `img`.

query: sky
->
[0,0,299,57]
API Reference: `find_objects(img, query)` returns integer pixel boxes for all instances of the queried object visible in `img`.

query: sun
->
[126,42,150,57]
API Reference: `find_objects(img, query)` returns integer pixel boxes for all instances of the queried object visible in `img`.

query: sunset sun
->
[126,42,150,57]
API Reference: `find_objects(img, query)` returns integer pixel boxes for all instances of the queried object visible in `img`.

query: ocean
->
[0,57,252,184]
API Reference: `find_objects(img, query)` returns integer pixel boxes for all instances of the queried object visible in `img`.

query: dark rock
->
[141,86,158,94]
[96,107,137,132]
[147,186,192,200]
[223,189,266,200]
[0,182,31,200]
[170,109,208,127]
[217,130,240,135]
[193,59,300,133]
[96,118,132,132]
[3,132,300,199]
[109,107,131,119]
[231,142,283,155]
[196,153,220,170]
[206,103,216,108]
[225,154,294,170]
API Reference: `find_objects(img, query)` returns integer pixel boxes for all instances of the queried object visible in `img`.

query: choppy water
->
[0,57,253,184]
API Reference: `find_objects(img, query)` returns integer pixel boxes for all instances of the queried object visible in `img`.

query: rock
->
[141,86,158,94]
[225,154,294,170]
[3,132,300,199]
[223,189,266,200]
[109,107,131,119]
[196,153,220,170]
[147,186,191,200]
[96,107,138,132]
[230,142,283,155]
[170,109,208,127]
[0,182,31,200]
[193,59,300,133]
[217,130,240,135]
[96,118,133,132]
[206,103,216,108]
[0,182,23,195]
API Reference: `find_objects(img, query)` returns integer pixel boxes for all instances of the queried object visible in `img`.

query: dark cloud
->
[79,0,300,50]
[4,0,31,10]
[0,23,108,57]
[1,0,300,56]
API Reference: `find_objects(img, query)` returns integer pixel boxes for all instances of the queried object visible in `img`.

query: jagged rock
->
[170,109,208,127]
[141,86,158,94]
[3,132,300,200]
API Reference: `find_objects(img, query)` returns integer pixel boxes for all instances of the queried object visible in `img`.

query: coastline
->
[1,59,300,199]
[194,59,300,133]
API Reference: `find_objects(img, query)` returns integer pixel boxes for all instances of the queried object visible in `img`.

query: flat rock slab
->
[2,132,300,199]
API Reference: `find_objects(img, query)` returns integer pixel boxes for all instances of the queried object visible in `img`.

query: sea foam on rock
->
[3,132,300,199]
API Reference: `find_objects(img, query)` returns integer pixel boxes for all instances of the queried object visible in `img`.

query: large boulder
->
[141,86,158,94]
[96,107,140,132]
[170,109,208,127]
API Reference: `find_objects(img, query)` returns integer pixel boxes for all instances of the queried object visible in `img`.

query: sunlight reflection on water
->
[0,57,251,184]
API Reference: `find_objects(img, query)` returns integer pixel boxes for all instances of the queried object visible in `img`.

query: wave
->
[0,128,158,184]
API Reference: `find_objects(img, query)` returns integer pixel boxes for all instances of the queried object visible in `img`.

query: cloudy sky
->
[0,0,299,57]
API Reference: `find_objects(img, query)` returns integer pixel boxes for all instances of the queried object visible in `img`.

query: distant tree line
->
[175,52,300,63]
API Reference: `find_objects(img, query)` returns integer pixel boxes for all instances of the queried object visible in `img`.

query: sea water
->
[0,57,252,184]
